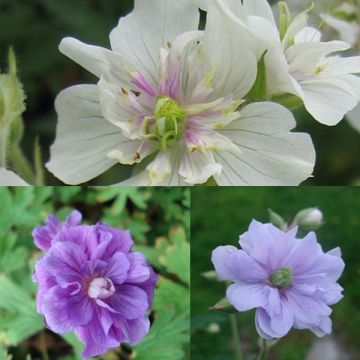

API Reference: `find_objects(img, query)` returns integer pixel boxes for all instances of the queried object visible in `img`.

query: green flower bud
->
[270,267,293,288]
[0,48,26,128]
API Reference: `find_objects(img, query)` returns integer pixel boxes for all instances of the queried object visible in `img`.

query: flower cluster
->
[212,220,345,339]
[33,211,157,358]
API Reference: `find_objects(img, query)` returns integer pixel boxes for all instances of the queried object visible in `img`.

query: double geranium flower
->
[33,211,157,358]
[46,0,316,186]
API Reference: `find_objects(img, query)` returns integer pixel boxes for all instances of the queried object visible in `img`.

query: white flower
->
[215,0,360,126]
[0,168,28,186]
[47,0,315,186]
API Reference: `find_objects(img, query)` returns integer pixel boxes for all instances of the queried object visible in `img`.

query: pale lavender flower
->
[212,220,345,339]
[33,221,157,358]
[32,210,82,251]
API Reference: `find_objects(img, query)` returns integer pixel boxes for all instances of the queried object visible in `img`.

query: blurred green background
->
[191,187,360,360]
[0,187,190,360]
[0,0,359,185]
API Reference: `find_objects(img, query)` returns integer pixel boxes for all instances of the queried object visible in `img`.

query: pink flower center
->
[88,277,115,299]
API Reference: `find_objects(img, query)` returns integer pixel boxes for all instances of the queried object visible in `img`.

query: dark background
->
[1,0,359,184]
[191,187,360,360]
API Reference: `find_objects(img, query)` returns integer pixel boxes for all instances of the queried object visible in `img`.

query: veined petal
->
[0,168,28,186]
[110,0,200,84]
[215,102,315,185]
[60,38,114,79]
[179,148,222,185]
[204,1,257,99]
[301,79,358,125]
[146,151,172,185]
[107,140,158,165]
[294,27,322,43]
[47,85,123,184]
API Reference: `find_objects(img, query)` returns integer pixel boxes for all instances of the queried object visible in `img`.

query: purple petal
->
[95,223,134,254]
[135,266,158,304]
[81,259,108,280]
[105,252,130,285]
[226,283,269,312]
[310,316,332,337]
[55,225,99,257]
[44,241,86,285]
[65,209,83,225]
[283,232,322,273]
[76,315,119,359]
[255,301,293,339]
[33,215,62,251]
[33,257,57,313]
[108,284,149,320]
[211,246,239,281]
[239,220,297,272]
[285,289,332,328]
[126,252,151,283]
[41,284,93,333]
[114,316,150,345]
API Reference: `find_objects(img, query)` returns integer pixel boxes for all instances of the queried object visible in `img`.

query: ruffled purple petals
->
[213,220,344,340]
[33,218,156,357]
[41,284,93,333]
[33,210,82,251]
[108,284,149,319]
[226,283,269,312]
[115,316,151,345]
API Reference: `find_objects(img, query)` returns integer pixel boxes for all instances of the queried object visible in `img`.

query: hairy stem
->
[0,126,8,167]
[230,314,242,360]
[9,143,35,184]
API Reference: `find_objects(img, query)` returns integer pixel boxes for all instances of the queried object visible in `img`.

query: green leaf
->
[159,227,190,285]
[153,277,189,315]
[133,309,189,360]
[0,275,43,345]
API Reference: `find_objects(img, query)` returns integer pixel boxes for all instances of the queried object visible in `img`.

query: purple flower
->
[211,220,345,339]
[33,221,158,358]
[32,210,82,251]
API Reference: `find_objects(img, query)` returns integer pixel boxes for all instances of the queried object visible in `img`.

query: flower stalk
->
[230,314,243,360]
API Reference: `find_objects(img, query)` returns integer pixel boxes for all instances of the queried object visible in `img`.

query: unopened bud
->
[209,297,237,313]
[294,207,324,231]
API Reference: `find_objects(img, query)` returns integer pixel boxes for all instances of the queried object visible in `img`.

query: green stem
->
[0,126,8,167]
[230,314,242,360]
[257,339,269,360]
[9,143,35,184]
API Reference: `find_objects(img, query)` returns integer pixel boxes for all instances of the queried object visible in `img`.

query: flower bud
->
[268,209,286,230]
[0,48,26,129]
[209,297,237,313]
[294,207,324,231]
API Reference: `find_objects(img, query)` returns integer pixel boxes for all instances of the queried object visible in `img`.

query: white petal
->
[115,146,186,186]
[295,27,321,43]
[204,1,257,99]
[179,149,222,185]
[47,85,123,184]
[110,0,200,83]
[301,79,358,125]
[107,140,158,165]
[215,102,315,185]
[347,104,360,133]
[241,0,277,26]
[0,168,28,186]
[60,38,113,78]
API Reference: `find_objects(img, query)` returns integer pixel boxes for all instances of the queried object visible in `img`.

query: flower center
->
[270,267,293,288]
[88,277,115,299]
[143,96,187,150]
